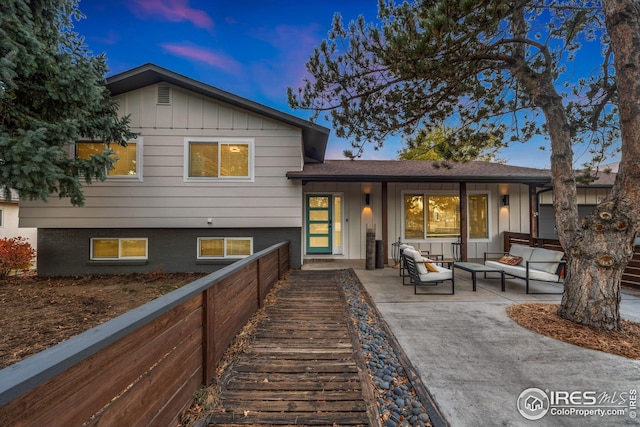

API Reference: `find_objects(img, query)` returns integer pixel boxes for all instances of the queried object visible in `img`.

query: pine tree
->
[289,0,640,331]
[0,0,135,206]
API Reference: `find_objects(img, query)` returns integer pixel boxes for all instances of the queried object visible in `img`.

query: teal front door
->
[306,195,332,254]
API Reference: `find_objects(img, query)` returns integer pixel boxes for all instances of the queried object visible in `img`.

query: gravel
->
[339,270,434,427]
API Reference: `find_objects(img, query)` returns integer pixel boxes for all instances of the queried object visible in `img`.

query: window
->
[76,138,142,179]
[91,238,148,260]
[402,192,489,240]
[185,138,254,181]
[468,194,489,239]
[198,237,253,259]
[0,208,3,227]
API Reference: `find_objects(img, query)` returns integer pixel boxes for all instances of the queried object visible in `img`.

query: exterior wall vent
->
[157,85,171,105]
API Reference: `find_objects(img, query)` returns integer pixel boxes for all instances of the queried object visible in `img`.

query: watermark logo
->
[517,388,550,420]
[517,387,637,420]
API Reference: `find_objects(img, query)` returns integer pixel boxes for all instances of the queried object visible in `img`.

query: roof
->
[287,160,553,184]
[106,63,330,163]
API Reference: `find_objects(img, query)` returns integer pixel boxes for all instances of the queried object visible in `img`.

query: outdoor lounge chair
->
[398,243,442,277]
[402,249,454,295]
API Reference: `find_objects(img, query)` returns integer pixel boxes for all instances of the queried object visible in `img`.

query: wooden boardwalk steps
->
[201,269,376,426]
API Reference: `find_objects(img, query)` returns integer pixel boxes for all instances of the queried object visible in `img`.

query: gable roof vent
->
[157,85,171,105]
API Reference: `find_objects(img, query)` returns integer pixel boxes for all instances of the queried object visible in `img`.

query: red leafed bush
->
[0,237,36,278]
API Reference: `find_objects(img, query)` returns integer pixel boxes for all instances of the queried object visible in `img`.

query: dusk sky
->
[73,0,615,169]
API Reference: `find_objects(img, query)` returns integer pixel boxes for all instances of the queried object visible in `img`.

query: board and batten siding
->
[19,84,305,229]
[301,182,532,262]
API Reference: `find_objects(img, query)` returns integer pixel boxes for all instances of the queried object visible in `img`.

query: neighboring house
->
[537,171,616,239]
[0,190,37,249]
[20,63,579,276]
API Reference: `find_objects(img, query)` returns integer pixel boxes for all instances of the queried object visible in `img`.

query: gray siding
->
[20,83,304,229]
[36,228,301,276]
[303,182,532,261]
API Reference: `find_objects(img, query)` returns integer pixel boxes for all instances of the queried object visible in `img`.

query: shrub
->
[0,237,36,278]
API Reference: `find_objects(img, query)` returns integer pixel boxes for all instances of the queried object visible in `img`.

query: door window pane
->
[309,197,329,208]
[309,237,329,247]
[334,196,342,247]
[310,223,329,234]
[309,210,329,221]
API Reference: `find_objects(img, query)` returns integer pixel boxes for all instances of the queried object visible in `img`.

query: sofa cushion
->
[498,255,523,266]
[509,245,534,266]
[529,247,565,274]
[418,264,452,282]
[485,260,560,282]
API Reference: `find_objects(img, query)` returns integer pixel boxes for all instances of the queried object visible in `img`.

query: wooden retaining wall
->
[504,232,640,289]
[0,241,290,427]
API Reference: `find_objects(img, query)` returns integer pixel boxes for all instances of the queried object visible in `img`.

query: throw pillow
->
[424,262,439,272]
[498,255,523,266]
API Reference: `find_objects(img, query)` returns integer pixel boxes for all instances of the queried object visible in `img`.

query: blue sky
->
[73,0,608,169]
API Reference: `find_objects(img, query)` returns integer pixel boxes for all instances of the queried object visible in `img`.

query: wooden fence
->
[0,241,290,427]
[504,232,640,289]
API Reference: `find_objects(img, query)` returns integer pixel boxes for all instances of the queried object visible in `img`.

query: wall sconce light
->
[365,193,371,206]
[501,194,510,207]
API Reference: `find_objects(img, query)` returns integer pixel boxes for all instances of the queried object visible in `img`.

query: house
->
[20,63,581,276]
[19,63,329,275]
[0,190,37,249]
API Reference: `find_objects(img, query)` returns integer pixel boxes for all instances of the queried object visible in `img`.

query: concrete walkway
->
[305,261,640,427]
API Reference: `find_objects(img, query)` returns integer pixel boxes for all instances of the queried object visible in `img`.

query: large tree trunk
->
[557,202,636,331]
[557,0,640,331]
[516,0,640,331]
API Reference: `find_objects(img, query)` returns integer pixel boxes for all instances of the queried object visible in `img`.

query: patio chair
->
[402,249,454,295]
[398,244,443,277]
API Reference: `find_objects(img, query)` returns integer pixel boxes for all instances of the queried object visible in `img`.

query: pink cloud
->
[160,43,243,74]
[129,0,213,29]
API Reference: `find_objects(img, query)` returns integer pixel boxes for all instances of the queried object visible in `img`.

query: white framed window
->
[76,137,143,180]
[184,138,254,182]
[91,238,148,260]
[197,237,253,259]
[401,191,490,241]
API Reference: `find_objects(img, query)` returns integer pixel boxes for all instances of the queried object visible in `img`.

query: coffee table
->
[453,262,505,291]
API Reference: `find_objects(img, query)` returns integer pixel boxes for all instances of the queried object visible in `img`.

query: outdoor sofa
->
[484,244,566,294]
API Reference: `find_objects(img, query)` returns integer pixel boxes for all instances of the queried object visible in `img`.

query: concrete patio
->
[304,260,640,427]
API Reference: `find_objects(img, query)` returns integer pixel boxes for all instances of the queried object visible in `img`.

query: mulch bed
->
[507,303,640,359]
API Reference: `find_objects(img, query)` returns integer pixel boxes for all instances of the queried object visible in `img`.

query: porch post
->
[459,182,468,261]
[529,184,538,240]
[382,181,388,264]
